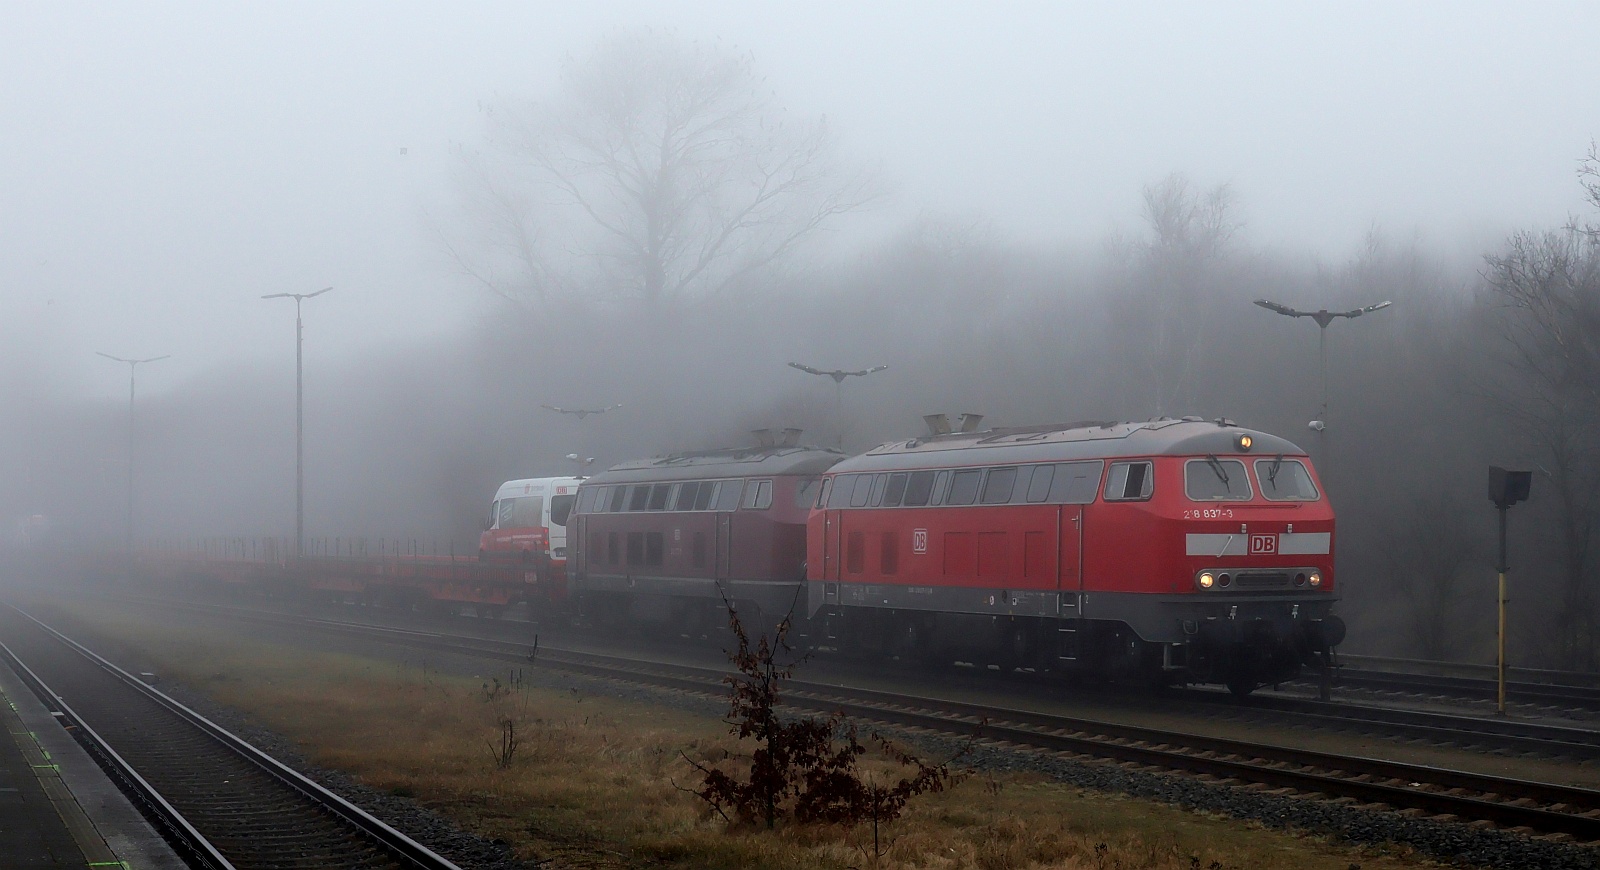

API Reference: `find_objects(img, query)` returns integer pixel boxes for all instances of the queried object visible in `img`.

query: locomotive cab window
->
[1025,466,1053,503]
[868,474,888,507]
[1104,461,1153,501]
[848,474,874,508]
[741,479,773,510]
[1255,458,1320,501]
[1185,457,1252,501]
[714,480,743,511]
[1049,461,1104,504]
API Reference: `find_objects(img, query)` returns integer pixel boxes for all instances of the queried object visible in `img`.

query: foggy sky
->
[3,1,1598,404]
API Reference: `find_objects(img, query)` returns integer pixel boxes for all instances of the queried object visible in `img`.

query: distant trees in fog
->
[456,29,877,310]
[1478,150,1600,669]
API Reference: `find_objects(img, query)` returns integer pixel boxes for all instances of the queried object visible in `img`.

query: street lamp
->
[1252,299,1391,433]
[96,352,169,561]
[262,286,332,557]
[787,362,888,448]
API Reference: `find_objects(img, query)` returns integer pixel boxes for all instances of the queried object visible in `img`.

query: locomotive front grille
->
[1233,571,1291,589]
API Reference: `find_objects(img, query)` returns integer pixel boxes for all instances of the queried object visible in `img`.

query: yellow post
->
[1497,569,1507,715]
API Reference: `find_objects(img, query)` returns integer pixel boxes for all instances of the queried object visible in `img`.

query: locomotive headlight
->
[1197,571,1216,589]
[1308,570,1323,587]
[1235,434,1253,451]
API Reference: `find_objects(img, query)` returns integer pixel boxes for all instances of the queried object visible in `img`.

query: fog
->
[5,4,1600,665]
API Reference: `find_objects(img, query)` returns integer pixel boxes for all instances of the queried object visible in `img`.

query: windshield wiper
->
[1204,453,1230,487]
[1266,453,1284,484]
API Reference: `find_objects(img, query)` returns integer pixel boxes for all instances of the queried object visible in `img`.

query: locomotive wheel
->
[1227,675,1257,698]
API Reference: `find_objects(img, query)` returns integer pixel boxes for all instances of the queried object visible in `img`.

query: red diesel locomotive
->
[567,442,842,633]
[804,418,1342,694]
[566,418,1342,695]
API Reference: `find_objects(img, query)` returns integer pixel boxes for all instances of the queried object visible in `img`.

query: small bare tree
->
[682,593,965,831]
[461,29,878,310]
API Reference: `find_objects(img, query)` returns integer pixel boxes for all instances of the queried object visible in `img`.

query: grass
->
[60,601,1443,869]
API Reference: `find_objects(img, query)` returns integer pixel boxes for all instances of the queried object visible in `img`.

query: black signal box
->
[1488,466,1532,508]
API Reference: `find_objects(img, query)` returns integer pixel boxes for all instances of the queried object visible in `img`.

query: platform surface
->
[0,648,185,869]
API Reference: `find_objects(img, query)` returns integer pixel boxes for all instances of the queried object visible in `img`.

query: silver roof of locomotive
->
[586,445,845,484]
[831,418,1306,474]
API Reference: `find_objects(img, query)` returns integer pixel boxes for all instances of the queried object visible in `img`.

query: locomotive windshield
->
[1184,458,1252,501]
[1254,457,1320,500]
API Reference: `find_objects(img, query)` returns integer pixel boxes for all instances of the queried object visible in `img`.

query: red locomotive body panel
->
[806,419,1340,690]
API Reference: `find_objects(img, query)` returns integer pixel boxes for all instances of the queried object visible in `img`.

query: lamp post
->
[262,286,331,558]
[1488,466,1532,715]
[96,352,169,561]
[787,362,888,448]
[1252,299,1391,435]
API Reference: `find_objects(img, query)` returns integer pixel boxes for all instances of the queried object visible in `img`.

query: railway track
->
[1308,664,1600,713]
[102,597,1600,843]
[132,594,1600,761]
[0,603,461,870]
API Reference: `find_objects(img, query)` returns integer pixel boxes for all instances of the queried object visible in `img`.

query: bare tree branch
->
[458,30,878,308]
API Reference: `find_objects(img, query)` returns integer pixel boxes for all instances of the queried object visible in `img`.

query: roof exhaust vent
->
[778,428,803,448]
[957,413,985,433]
[751,428,777,448]
[922,414,952,436]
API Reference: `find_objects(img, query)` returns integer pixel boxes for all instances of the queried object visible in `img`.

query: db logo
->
[1249,534,1277,555]
[912,529,928,554]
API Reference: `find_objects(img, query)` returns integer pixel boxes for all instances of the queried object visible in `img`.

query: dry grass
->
[63,602,1442,869]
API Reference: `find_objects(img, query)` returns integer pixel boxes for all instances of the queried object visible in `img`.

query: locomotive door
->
[1056,506,1085,661]
[572,515,587,578]
[715,512,733,579]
